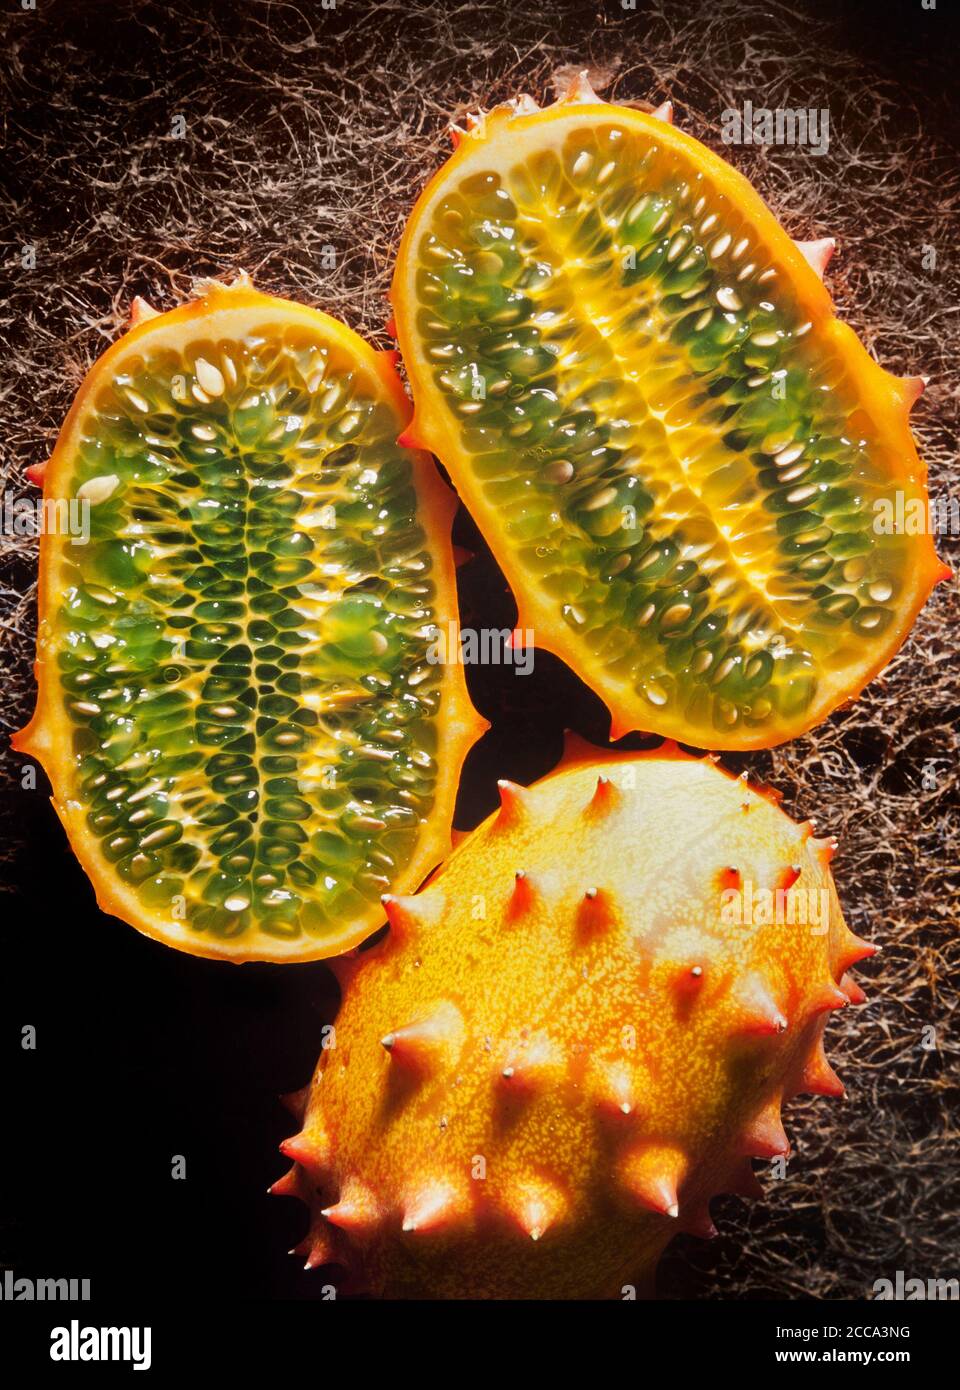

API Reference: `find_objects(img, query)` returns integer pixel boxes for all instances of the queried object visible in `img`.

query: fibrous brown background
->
[1,0,957,1300]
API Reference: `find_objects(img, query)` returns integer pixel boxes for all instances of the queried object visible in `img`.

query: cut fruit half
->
[391,76,949,749]
[14,277,486,961]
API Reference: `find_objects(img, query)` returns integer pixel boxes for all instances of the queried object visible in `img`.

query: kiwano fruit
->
[391,75,949,749]
[274,736,873,1298]
[13,277,485,962]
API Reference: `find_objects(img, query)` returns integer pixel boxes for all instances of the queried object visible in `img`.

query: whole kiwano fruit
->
[274,736,873,1298]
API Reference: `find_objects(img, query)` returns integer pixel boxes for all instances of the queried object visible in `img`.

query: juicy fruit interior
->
[412,118,918,743]
[55,320,445,950]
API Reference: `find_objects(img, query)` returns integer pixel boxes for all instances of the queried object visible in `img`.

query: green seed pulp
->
[56,323,443,943]
[415,123,910,738]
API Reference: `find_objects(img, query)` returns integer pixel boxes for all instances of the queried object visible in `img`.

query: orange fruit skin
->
[277,738,872,1298]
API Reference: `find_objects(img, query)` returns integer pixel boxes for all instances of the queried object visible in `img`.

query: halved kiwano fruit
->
[14,278,486,961]
[391,78,949,749]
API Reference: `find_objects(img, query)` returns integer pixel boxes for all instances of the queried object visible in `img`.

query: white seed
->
[774,442,805,467]
[76,473,120,504]
[584,486,618,510]
[710,233,732,258]
[123,388,151,413]
[572,151,593,177]
[195,357,226,397]
[542,460,575,484]
[716,286,741,312]
[224,894,250,913]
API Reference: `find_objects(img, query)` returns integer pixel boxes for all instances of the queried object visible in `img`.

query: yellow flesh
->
[397,107,943,747]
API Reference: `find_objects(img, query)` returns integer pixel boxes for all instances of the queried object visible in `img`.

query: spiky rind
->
[277,740,866,1298]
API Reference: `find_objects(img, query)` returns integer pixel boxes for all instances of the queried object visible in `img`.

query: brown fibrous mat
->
[0,0,957,1299]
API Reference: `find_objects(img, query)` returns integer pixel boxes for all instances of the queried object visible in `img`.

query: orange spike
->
[279,1129,328,1171]
[651,99,673,124]
[740,1103,789,1159]
[585,774,620,818]
[397,424,426,450]
[303,1228,336,1270]
[268,1164,302,1198]
[401,1180,465,1234]
[380,1000,465,1072]
[590,1059,636,1117]
[901,374,927,407]
[730,972,788,1036]
[809,981,850,1016]
[675,962,706,996]
[839,972,867,1005]
[795,237,836,279]
[321,1179,380,1236]
[381,890,444,946]
[834,928,877,976]
[812,834,838,865]
[797,1038,844,1098]
[500,1031,562,1092]
[618,1143,687,1218]
[680,1202,717,1240]
[561,728,602,766]
[718,865,741,891]
[129,295,159,326]
[494,779,530,830]
[577,885,616,934]
[504,1177,567,1241]
[25,460,48,488]
[507,869,537,919]
[776,864,802,891]
[561,69,602,106]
